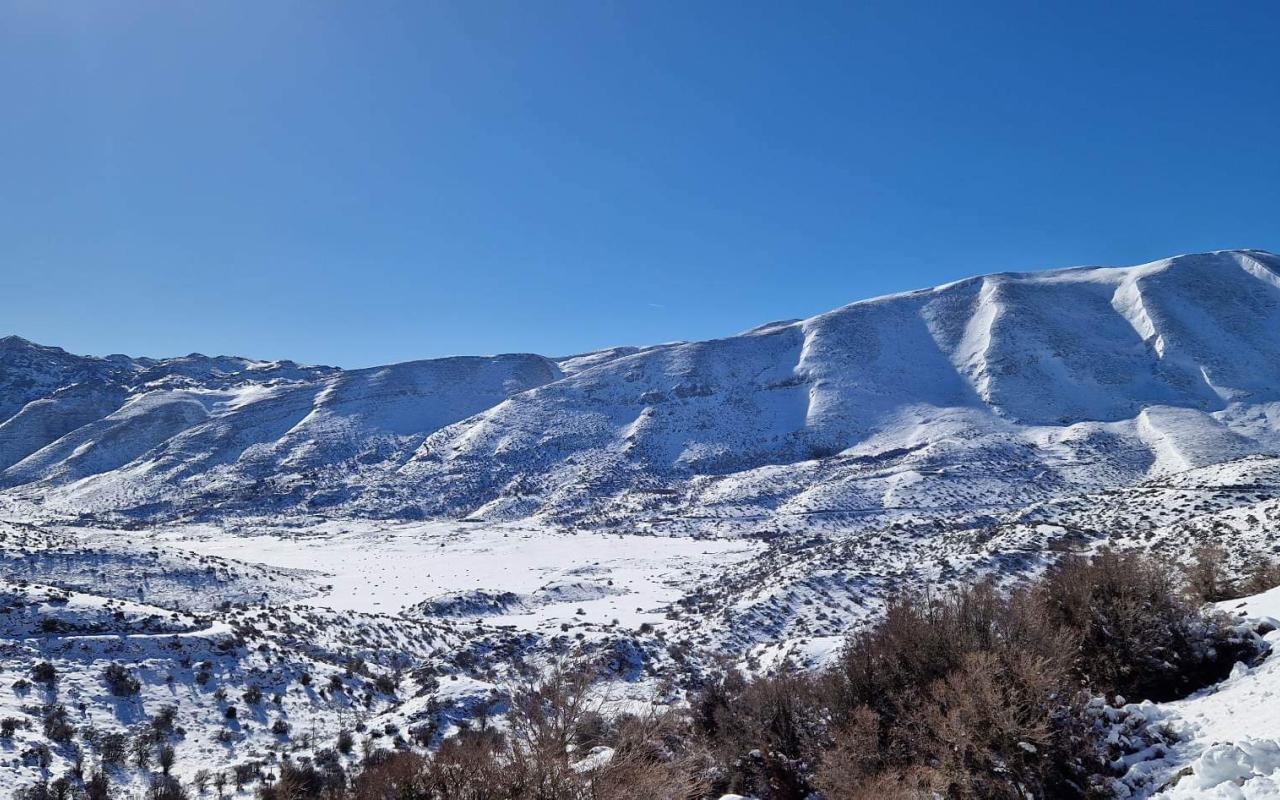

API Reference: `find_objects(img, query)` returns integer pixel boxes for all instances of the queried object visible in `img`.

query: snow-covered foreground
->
[1,515,1278,796]
[1091,586,1280,799]
[1150,587,1280,798]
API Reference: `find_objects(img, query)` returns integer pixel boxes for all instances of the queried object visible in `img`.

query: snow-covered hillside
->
[3,249,1280,531]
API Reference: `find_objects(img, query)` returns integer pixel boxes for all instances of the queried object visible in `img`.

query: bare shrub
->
[146,774,190,800]
[1186,545,1236,602]
[159,744,177,775]
[693,668,824,799]
[263,758,345,800]
[1038,549,1251,700]
[102,663,141,696]
[346,751,429,800]
[41,704,74,743]
[85,771,112,800]
[699,550,1259,798]
[31,662,57,685]
[422,734,516,798]
[1239,555,1280,596]
[504,665,597,798]
[587,708,709,800]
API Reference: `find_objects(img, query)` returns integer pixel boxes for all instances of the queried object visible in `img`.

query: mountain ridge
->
[3,248,1279,527]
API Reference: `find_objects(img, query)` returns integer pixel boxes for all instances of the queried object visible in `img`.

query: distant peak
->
[0,335,63,354]
[741,319,801,336]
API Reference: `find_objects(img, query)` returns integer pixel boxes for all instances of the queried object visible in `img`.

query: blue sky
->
[2,1,1277,367]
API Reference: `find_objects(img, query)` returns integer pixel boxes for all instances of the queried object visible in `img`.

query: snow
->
[1156,652,1280,797]
[148,520,758,628]
[1095,590,1280,799]
[1221,585,1280,623]
[571,745,615,773]
[1168,742,1280,798]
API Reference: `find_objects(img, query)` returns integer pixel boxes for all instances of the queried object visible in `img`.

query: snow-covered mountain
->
[4,249,1280,798]
[3,248,1280,528]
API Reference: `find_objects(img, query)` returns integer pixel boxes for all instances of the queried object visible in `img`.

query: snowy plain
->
[143,520,759,627]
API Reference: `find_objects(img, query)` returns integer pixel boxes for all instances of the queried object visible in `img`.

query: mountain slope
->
[2,249,1279,526]
[397,248,1280,523]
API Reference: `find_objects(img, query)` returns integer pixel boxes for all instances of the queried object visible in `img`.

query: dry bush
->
[1186,544,1236,602]
[811,582,1096,798]
[346,751,431,800]
[1239,555,1280,596]
[586,710,708,800]
[1038,549,1249,701]
[416,732,518,799]
[339,665,703,800]
[817,764,939,800]
[692,667,826,799]
[263,757,347,800]
[813,706,900,800]
[701,550,1257,798]
[911,651,1094,799]
[504,666,597,799]
[1187,545,1280,601]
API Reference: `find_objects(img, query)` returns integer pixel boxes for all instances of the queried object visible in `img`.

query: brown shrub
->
[588,709,709,800]
[1239,555,1280,596]
[692,667,825,799]
[912,651,1080,799]
[340,665,703,800]
[423,734,518,799]
[346,751,430,800]
[1187,545,1236,602]
[699,549,1261,798]
[1038,549,1250,701]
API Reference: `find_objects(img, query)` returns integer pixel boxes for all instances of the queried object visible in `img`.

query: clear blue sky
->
[2,1,1277,368]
